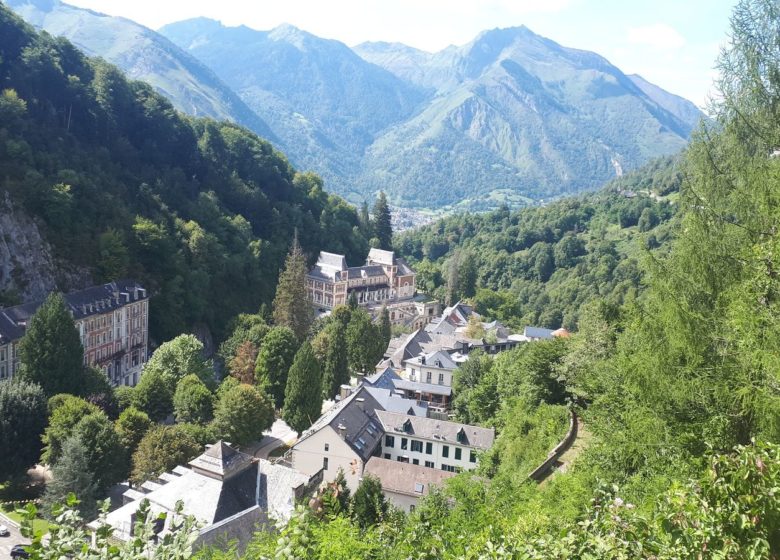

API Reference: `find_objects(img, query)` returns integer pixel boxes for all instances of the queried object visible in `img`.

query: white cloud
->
[627,23,686,50]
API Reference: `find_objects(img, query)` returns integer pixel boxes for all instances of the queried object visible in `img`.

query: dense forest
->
[395,156,681,329]
[0,4,369,342]
[197,0,776,556]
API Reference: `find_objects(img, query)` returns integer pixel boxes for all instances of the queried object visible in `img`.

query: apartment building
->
[0,279,149,386]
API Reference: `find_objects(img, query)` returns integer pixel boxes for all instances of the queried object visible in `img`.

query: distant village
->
[0,248,569,548]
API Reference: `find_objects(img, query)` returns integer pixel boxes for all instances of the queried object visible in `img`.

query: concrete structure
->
[376,411,494,472]
[0,279,148,386]
[363,457,456,513]
[92,442,318,550]
[290,385,426,491]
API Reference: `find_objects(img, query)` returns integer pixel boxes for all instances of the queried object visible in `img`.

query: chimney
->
[356,398,365,411]
[337,424,347,439]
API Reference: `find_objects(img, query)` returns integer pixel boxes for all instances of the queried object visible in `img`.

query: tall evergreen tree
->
[358,200,372,239]
[273,234,313,341]
[42,435,97,520]
[351,474,388,528]
[71,412,126,492]
[379,306,392,349]
[255,326,299,409]
[0,380,47,482]
[319,321,350,400]
[372,192,393,251]
[282,341,322,433]
[18,293,87,397]
[346,309,385,373]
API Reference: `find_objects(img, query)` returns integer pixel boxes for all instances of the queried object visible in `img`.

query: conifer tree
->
[255,326,299,408]
[372,192,393,251]
[282,341,322,433]
[346,309,385,373]
[379,306,392,348]
[18,293,87,397]
[319,321,350,400]
[351,474,387,528]
[42,435,97,520]
[273,234,313,341]
[358,201,372,239]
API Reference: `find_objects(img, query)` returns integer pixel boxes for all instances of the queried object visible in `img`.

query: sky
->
[64,0,737,107]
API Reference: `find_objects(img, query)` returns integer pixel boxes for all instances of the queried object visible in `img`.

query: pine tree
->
[42,435,97,520]
[379,306,392,348]
[351,474,387,528]
[358,201,372,239]
[346,309,385,373]
[18,293,87,397]
[273,235,313,341]
[372,192,393,251]
[255,326,299,409]
[320,321,350,400]
[282,341,322,433]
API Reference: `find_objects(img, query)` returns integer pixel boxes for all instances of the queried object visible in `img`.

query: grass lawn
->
[1,509,49,538]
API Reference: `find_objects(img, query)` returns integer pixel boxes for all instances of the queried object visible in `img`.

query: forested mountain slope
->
[4,0,277,142]
[161,19,701,209]
[159,17,426,199]
[395,156,682,329]
[0,4,368,342]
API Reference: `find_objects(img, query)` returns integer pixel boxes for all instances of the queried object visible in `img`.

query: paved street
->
[0,518,29,558]
[243,419,298,460]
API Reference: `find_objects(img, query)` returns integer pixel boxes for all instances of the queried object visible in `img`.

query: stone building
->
[0,279,149,386]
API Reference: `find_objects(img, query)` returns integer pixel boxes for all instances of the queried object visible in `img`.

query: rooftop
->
[364,457,456,497]
[375,410,495,450]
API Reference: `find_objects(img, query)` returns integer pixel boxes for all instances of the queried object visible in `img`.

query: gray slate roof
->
[0,279,147,344]
[367,248,395,266]
[297,385,425,462]
[364,457,456,497]
[523,326,556,339]
[375,411,495,450]
[406,350,458,371]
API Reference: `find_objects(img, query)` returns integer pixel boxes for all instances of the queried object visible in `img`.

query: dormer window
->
[456,428,466,444]
[403,419,413,433]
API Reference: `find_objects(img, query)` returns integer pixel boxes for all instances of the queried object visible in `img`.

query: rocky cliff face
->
[0,194,90,303]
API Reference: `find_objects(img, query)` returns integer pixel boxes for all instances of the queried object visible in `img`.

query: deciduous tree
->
[213,384,274,446]
[172,374,213,424]
[131,425,201,485]
[0,380,47,482]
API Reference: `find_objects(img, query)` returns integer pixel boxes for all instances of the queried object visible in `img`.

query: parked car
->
[10,544,28,559]
[0,526,9,537]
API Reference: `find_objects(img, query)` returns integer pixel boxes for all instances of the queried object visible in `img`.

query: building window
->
[455,448,462,461]
[323,457,329,471]
[397,456,409,463]
[425,442,433,455]
[384,453,391,459]
[385,435,395,447]
[411,440,423,453]
[412,459,419,465]
[425,460,434,468]
[441,464,456,472]
[409,505,415,512]
[470,450,477,463]
[324,443,329,452]
[426,372,432,383]
[438,373,444,385]
[442,445,449,458]
[401,438,408,450]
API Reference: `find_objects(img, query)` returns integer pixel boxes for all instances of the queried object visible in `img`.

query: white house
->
[290,386,426,491]
[375,411,495,472]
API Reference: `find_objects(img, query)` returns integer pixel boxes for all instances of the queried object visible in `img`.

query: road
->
[242,419,298,460]
[0,518,29,558]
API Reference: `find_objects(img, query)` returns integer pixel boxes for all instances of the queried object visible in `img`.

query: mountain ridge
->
[6,0,704,210]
